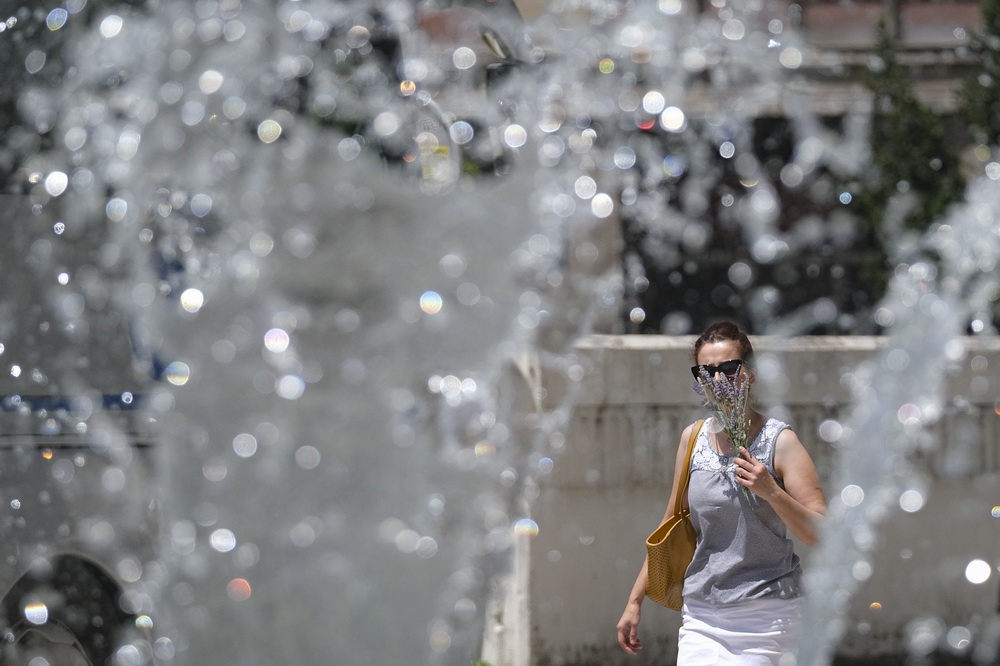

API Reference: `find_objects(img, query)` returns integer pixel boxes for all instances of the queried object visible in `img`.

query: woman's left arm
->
[735,429,827,546]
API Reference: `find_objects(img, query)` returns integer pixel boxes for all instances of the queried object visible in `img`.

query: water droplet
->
[373,112,400,137]
[656,0,682,13]
[202,460,227,482]
[449,121,474,145]
[591,193,614,218]
[226,578,252,602]
[642,91,665,114]
[514,518,539,537]
[345,25,370,49]
[190,193,212,217]
[100,14,123,39]
[454,598,476,620]
[899,489,926,513]
[662,155,687,177]
[257,119,282,144]
[420,291,443,315]
[163,361,191,386]
[896,403,922,427]
[503,124,527,148]
[232,433,257,458]
[198,69,224,94]
[452,46,476,70]
[946,626,972,650]
[338,137,362,161]
[44,171,68,196]
[102,467,126,492]
[965,559,991,584]
[45,7,69,32]
[841,484,864,507]
[264,328,290,353]
[852,560,873,581]
[429,624,451,653]
[614,146,636,169]
[779,47,803,69]
[106,198,128,223]
[24,603,48,625]
[276,375,305,400]
[415,536,438,558]
[294,445,321,470]
[210,529,237,553]
[722,19,745,40]
[180,288,204,313]
[728,262,753,288]
[25,50,46,74]
[223,96,246,120]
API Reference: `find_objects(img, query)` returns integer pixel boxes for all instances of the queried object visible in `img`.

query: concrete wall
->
[503,335,1000,665]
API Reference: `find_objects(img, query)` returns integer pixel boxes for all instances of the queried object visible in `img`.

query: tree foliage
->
[961,0,1000,146]
[847,20,965,305]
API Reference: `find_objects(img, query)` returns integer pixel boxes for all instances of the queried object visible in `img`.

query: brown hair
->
[691,321,755,367]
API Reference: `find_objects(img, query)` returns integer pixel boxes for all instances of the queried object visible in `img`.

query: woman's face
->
[696,340,742,369]
[695,340,752,385]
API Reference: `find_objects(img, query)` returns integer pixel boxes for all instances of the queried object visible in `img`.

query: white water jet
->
[797,172,1000,664]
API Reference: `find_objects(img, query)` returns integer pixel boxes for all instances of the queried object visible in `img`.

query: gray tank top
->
[682,417,802,605]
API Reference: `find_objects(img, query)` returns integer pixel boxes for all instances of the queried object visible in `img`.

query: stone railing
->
[484,334,1000,665]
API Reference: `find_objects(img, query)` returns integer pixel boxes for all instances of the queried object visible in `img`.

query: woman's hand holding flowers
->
[732,446,779,500]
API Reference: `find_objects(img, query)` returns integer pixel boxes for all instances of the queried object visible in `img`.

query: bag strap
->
[671,419,704,517]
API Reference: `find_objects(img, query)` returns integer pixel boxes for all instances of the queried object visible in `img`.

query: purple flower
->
[692,366,753,501]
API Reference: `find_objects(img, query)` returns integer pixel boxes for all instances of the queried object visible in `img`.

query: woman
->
[616,322,827,664]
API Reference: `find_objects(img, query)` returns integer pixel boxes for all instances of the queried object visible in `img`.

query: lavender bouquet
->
[692,367,753,501]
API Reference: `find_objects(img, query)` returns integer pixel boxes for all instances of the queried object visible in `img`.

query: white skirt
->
[677,597,801,665]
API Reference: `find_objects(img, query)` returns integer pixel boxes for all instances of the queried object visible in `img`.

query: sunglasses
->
[690,359,743,380]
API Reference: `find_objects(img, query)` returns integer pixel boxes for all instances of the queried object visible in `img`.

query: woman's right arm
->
[615,422,696,654]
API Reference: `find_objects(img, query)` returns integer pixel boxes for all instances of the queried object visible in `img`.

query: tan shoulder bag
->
[644,419,703,611]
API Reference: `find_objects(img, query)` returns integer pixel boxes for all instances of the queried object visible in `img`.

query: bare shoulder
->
[774,426,826,512]
[674,420,702,461]
[775,425,806,449]
[774,427,817,468]
[772,427,816,475]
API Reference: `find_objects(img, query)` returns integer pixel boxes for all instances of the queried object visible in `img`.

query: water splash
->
[797,170,1000,664]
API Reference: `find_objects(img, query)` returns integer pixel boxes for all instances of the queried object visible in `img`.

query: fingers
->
[734,450,777,497]
[733,454,759,484]
[735,449,762,473]
[616,624,642,654]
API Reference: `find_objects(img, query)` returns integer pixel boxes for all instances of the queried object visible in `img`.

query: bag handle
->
[671,419,704,517]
